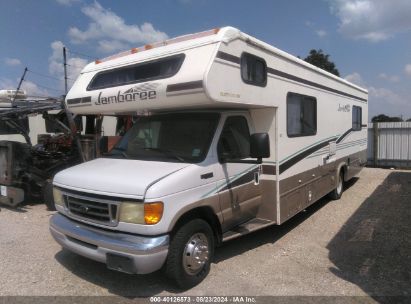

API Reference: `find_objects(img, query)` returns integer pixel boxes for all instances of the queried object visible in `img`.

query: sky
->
[1,0,411,120]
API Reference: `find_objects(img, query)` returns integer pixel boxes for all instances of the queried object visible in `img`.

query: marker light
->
[95,28,220,64]
[144,202,164,225]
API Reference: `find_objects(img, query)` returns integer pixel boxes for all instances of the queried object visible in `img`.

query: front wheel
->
[329,170,344,200]
[165,219,214,289]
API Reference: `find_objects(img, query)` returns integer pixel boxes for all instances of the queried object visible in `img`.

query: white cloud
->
[368,85,409,117]
[345,72,410,118]
[405,64,411,76]
[4,58,21,66]
[368,86,407,106]
[56,0,80,6]
[305,21,328,38]
[378,73,400,83]
[21,81,50,97]
[316,30,327,38]
[68,1,168,53]
[48,40,88,91]
[345,72,366,87]
[328,0,411,42]
[97,40,128,54]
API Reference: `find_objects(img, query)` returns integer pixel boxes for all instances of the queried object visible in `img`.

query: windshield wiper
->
[144,147,187,162]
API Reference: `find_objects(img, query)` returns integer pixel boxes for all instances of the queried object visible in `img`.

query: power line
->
[27,69,68,81]
[67,49,95,60]
[27,69,74,81]
[26,80,64,93]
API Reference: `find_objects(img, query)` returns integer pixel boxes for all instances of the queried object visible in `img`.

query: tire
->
[329,170,344,200]
[43,180,56,211]
[165,219,214,289]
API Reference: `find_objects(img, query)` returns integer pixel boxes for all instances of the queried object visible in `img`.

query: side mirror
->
[250,133,270,161]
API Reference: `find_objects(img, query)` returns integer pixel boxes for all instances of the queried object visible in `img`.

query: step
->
[222,217,275,242]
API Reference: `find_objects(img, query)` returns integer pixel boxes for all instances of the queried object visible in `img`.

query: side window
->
[218,116,251,161]
[287,92,317,137]
[241,53,267,87]
[87,54,185,90]
[352,106,362,131]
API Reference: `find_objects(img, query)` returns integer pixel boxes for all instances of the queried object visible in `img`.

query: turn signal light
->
[144,202,164,225]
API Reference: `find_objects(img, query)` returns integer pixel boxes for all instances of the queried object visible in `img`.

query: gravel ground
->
[0,167,410,299]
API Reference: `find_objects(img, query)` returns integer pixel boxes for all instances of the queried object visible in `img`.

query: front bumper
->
[50,213,169,274]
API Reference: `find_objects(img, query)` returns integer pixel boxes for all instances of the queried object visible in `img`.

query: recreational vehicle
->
[0,89,26,102]
[49,27,368,288]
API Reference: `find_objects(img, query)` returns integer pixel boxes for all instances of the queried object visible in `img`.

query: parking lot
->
[0,167,410,299]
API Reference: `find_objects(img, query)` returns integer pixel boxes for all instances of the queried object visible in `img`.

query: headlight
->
[53,187,65,207]
[119,202,144,224]
[119,202,163,225]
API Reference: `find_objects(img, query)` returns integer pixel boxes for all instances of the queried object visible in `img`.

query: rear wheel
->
[329,170,344,200]
[165,219,214,289]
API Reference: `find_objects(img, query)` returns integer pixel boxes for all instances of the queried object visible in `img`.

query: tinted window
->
[287,92,317,137]
[241,53,267,87]
[88,54,185,90]
[352,106,362,131]
[218,116,251,161]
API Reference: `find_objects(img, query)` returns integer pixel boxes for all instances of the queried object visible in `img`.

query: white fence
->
[367,122,411,168]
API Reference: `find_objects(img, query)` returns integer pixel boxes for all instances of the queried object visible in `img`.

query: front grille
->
[63,193,119,226]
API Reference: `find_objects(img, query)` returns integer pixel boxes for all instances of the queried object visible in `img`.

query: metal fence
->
[367,122,411,168]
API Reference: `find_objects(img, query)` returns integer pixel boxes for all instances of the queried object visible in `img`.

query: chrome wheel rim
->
[182,233,209,275]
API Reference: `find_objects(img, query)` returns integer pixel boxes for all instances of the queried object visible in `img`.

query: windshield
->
[108,113,220,163]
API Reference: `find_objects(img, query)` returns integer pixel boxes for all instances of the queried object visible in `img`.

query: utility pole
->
[12,67,28,102]
[61,46,85,162]
[63,46,68,95]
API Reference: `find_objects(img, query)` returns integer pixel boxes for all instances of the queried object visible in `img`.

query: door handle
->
[254,172,260,185]
[201,172,214,179]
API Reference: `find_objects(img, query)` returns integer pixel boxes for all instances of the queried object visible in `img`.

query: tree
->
[304,49,340,76]
[406,118,411,122]
[371,114,403,123]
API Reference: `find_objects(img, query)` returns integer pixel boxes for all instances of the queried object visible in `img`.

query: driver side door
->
[215,115,262,230]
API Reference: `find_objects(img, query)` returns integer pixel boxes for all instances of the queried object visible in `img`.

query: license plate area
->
[106,253,136,274]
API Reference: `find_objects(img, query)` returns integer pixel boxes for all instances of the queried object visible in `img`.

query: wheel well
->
[340,164,347,181]
[171,207,222,245]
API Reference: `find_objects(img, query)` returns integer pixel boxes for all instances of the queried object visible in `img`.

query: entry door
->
[216,115,262,230]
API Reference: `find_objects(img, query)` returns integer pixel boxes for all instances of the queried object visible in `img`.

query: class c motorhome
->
[49,27,368,288]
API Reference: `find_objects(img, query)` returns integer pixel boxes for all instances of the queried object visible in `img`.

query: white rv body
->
[50,27,368,286]
[0,90,26,102]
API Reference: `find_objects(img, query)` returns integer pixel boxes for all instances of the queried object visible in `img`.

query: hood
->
[53,158,190,199]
